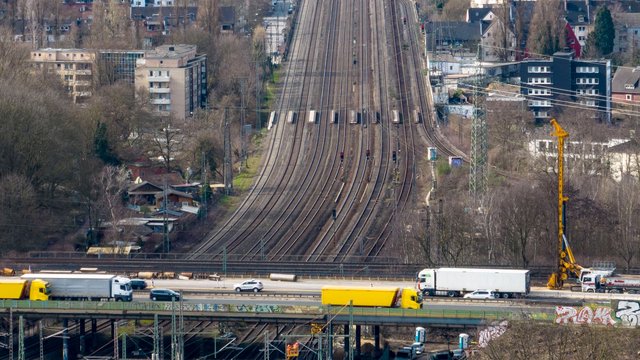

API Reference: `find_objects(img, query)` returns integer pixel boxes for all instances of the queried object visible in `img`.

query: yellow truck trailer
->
[0,279,50,301]
[321,286,421,309]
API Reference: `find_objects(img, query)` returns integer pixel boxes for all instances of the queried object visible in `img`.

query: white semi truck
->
[22,273,133,301]
[416,268,530,298]
[581,274,640,294]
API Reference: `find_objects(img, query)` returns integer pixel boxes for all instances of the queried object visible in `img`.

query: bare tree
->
[441,0,468,21]
[0,174,42,253]
[434,198,475,266]
[491,2,514,62]
[526,0,566,56]
[93,166,130,245]
[608,177,640,272]
[497,181,547,268]
[196,0,219,35]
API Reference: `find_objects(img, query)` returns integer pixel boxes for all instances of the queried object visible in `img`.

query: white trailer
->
[416,268,530,298]
[582,274,640,294]
[22,273,133,301]
[308,110,318,123]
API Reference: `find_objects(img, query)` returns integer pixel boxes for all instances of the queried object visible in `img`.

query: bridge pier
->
[343,324,349,357]
[374,325,380,352]
[327,322,333,358]
[62,319,69,360]
[355,325,361,357]
[79,319,85,355]
[91,319,97,350]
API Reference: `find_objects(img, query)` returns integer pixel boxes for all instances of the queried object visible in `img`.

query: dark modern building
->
[97,50,146,84]
[519,50,611,123]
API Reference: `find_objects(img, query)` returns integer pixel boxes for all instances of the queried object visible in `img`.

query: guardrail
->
[0,300,551,324]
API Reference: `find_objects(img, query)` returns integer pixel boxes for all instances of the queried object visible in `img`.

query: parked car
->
[463,290,497,300]
[149,288,181,301]
[130,279,148,290]
[233,279,264,292]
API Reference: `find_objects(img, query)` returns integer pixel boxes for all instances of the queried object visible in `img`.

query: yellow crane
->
[547,119,583,289]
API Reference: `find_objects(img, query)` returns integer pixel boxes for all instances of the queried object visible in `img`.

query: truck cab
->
[29,279,50,301]
[400,288,422,309]
[113,277,133,302]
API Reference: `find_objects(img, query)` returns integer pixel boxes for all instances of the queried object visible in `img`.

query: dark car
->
[130,279,148,290]
[149,288,181,301]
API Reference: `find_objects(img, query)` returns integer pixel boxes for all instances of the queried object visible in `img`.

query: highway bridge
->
[0,298,554,359]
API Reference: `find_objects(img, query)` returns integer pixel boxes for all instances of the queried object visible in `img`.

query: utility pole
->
[18,316,24,360]
[201,150,208,217]
[153,314,159,360]
[470,44,488,199]
[163,176,170,253]
[223,107,233,195]
[240,78,247,171]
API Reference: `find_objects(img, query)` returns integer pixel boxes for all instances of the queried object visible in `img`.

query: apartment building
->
[135,44,207,120]
[30,49,95,104]
[519,50,611,123]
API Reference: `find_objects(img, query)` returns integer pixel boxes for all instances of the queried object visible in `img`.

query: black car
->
[149,288,181,301]
[130,279,148,290]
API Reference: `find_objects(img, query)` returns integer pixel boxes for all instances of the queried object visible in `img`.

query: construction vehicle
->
[545,120,616,289]
[416,268,530,298]
[0,279,50,301]
[582,274,640,294]
[546,119,583,289]
[321,286,422,309]
[22,273,133,301]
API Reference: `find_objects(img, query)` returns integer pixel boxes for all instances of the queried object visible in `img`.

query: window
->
[528,66,551,73]
[529,89,551,96]
[576,89,598,95]
[579,36,585,41]
[529,100,552,107]
[627,94,633,101]
[578,26,586,32]
[528,77,551,84]
[576,66,599,73]
[576,78,599,85]
[538,141,548,151]
[579,100,596,107]
[534,111,549,118]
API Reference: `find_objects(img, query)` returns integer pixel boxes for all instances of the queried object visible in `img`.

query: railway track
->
[183,0,473,264]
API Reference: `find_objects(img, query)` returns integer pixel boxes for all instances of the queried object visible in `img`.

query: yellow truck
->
[0,279,50,301]
[321,286,421,309]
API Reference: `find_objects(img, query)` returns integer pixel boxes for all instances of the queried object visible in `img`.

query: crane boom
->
[547,119,583,289]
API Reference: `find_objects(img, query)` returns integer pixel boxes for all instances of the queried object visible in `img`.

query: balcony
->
[75,80,91,86]
[149,75,170,82]
[149,87,171,93]
[151,98,171,105]
[75,69,92,75]
[75,91,92,97]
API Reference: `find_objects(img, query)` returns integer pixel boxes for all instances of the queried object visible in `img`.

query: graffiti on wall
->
[615,300,640,327]
[477,320,508,348]
[554,306,616,325]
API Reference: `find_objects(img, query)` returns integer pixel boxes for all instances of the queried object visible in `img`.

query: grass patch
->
[233,155,261,192]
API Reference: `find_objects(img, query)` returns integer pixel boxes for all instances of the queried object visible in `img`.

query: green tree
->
[94,122,120,165]
[592,6,615,55]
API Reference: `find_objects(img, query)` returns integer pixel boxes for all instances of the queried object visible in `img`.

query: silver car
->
[233,279,264,292]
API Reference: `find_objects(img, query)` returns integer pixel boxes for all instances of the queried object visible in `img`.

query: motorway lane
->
[139,277,640,303]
